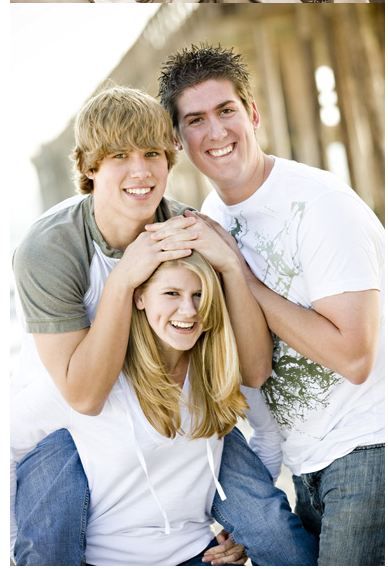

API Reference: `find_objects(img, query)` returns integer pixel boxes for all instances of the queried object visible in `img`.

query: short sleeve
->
[298,191,384,302]
[13,215,92,334]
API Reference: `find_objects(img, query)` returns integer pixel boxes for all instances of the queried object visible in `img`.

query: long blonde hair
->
[123,252,247,439]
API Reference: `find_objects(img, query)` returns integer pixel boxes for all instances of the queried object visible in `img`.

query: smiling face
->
[134,265,204,361]
[91,147,169,246]
[176,79,263,205]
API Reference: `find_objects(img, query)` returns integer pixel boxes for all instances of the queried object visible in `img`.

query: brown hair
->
[158,44,254,129]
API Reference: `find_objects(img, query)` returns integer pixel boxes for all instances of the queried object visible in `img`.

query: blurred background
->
[10,1,384,507]
[12,4,384,224]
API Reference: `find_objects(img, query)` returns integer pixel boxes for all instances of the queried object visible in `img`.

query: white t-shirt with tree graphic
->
[202,156,385,476]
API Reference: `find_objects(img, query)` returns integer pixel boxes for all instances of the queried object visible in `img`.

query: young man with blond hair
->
[12,85,318,566]
[158,44,385,566]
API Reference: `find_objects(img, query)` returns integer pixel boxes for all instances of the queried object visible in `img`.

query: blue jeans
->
[14,429,89,566]
[179,538,218,566]
[14,427,318,566]
[293,444,385,566]
[212,427,318,565]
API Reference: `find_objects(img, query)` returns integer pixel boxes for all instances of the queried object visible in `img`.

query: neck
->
[214,150,273,206]
[94,207,153,251]
[163,350,190,387]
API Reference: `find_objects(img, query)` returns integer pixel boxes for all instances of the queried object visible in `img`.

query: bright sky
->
[9,3,159,244]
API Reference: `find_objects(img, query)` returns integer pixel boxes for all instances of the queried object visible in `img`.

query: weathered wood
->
[34,4,384,222]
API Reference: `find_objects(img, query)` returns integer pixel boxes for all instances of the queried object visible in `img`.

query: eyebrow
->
[161,286,202,293]
[182,100,236,121]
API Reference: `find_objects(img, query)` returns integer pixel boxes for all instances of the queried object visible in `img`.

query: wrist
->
[107,265,136,297]
[218,253,241,276]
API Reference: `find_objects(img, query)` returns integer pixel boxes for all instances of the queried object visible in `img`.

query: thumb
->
[216,530,229,545]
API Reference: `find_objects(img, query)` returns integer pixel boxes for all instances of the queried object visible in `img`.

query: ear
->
[173,131,183,151]
[86,170,95,180]
[134,289,145,310]
[251,101,260,129]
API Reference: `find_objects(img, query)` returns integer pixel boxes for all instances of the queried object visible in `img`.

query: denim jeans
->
[293,444,385,566]
[14,427,318,566]
[14,429,90,566]
[212,427,318,565]
[179,538,218,566]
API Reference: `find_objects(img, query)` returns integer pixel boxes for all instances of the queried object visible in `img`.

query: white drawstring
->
[206,439,227,501]
[121,379,171,535]
[121,376,225,536]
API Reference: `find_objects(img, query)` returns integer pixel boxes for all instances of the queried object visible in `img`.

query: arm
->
[33,231,193,415]
[241,386,283,481]
[145,213,273,387]
[245,269,379,385]
[244,190,382,385]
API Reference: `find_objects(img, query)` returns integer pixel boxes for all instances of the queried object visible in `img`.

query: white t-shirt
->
[11,195,222,565]
[11,193,283,563]
[11,371,223,566]
[202,156,385,476]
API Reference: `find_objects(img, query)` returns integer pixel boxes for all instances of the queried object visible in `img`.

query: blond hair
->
[124,252,247,439]
[71,85,177,194]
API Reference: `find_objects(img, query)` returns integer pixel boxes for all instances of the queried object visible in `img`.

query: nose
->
[178,295,198,318]
[127,152,151,179]
[208,116,227,141]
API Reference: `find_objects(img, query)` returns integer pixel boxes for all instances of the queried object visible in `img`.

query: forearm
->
[247,278,377,384]
[66,270,134,413]
[222,261,273,387]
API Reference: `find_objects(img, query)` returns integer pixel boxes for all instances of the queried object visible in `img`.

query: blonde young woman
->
[12,251,250,565]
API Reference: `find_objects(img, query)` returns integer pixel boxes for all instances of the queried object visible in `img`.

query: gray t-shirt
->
[13,194,189,334]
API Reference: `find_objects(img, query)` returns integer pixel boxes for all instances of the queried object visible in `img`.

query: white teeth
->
[125,187,152,195]
[170,321,194,329]
[208,144,233,158]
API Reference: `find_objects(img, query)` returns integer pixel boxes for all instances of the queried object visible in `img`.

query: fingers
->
[157,240,197,253]
[203,546,247,565]
[145,213,238,273]
[152,229,200,245]
[202,536,247,566]
[145,214,197,237]
[120,231,192,289]
[158,249,192,261]
[215,529,229,544]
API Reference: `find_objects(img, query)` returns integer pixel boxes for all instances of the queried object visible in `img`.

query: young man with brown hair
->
[158,43,385,566]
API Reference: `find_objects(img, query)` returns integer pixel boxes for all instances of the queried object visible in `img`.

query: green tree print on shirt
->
[229,201,342,428]
[262,337,342,428]
[253,201,305,298]
[230,214,247,248]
